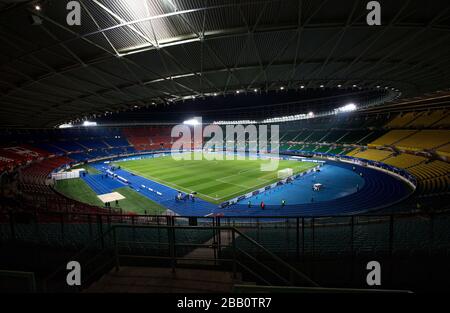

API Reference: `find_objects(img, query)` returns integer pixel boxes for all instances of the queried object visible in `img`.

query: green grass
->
[55,178,104,207]
[112,187,166,214]
[116,152,316,204]
[55,179,168,215]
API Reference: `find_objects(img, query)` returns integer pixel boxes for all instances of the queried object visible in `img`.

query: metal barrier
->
[42,224,318,292]
[1,210,449,260]
[0,270,36,293]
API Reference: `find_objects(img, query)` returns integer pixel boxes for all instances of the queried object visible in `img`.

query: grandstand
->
[0,0,449,297]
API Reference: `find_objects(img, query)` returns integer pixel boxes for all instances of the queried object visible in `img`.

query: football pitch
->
[116,152,317,204]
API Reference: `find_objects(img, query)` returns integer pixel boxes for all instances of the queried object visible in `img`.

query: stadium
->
[0,0,449,297]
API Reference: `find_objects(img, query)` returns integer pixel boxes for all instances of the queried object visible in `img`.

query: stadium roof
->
[0,0,449,127]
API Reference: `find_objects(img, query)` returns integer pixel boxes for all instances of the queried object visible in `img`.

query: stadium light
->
[280,86,285,90]
[319,84,324,88]
[308,112,314,117]
[300,85,305,89]
[183,118,200,125]
[336,103,357,113]
[213,120,257,125]
[35,5,41,11]
[337,84,342,88]
[58,123,73,129]
[83,121,97,127]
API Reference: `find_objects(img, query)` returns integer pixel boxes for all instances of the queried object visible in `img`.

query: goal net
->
[277,168,293,179]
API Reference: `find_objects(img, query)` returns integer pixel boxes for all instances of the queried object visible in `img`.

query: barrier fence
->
[1,209,449,259]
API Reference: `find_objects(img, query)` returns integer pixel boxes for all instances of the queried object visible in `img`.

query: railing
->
[0,270,36,293]
[42,224,318,292]
[2,210,449,261]
[232,285,413,294]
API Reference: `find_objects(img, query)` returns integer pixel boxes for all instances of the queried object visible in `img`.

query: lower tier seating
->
[231,213,450,257]
[352,149,392,161]
[382,154,427,168]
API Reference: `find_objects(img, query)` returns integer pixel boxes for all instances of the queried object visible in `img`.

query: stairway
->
[85,266,241,293]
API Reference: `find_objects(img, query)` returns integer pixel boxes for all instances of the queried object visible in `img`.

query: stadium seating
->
[386,112,421,128]
[434,113,450,128]
[0,145,52,172]
[0,222,213,257]
[407,160,449,181]
[34,143,66,155]
[104,137,131,148]
[52,141,85,153]
[346,148,360,156]
[314,146,331,153]
[327,147,349,155]
[305,131,329,142]
[321,130,348,143]
[338,130,370,144]
[382,154,427,168]
[352,149,392,161]
[436,143,450,158]
[395,130,449,151]
[370,130,417,146]
[407,110,448,128]
[230,213,450,258]
[123,127,172,151]
[77,139,108,150]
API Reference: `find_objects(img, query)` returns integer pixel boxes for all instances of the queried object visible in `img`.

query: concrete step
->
[85,266,242,293]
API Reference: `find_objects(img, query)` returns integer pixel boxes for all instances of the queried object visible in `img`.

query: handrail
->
[8,207,449,220]
[233,228,319,287]
[115,224,318,286]
[43,224,318,292]
[232,284,413,294]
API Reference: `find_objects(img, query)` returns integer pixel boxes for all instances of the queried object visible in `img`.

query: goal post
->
[277,168,293,179]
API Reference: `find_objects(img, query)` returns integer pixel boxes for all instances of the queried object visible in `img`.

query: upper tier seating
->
[305,130,329,142]
[123,127,172,151]
[104,137,130,148]
[386,112,420,128]
[34,143,66,155]
[395,130,449,151]
[407,110,448,128]
[280,131,300,141]
[434,113,450,128]
[77,139,108,150]
[321,130,348,142]
[370,130,417,146]
[52,141,85,153]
